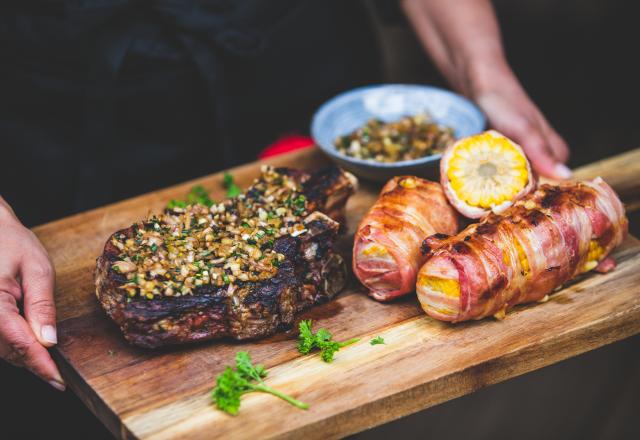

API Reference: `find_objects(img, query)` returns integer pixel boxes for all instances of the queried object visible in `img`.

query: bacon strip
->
[416,177,628,321]
[353,176,459,301]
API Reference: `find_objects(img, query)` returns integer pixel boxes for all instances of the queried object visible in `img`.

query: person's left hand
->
[473,77,571,180]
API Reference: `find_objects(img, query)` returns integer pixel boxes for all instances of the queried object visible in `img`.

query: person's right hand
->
[473,82,571,179]
[0,196,64,391]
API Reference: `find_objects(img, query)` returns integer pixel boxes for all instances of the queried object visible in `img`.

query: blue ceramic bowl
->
[311,84,486,182]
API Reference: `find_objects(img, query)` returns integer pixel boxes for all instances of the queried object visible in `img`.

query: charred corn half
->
[440,130,536,218]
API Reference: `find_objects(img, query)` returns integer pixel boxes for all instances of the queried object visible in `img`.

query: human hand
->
[473,77,571,180]
[0,197,64,390]
[399,0,570,179]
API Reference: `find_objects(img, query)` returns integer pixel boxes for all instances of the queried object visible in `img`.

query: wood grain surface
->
[33,147,640,439]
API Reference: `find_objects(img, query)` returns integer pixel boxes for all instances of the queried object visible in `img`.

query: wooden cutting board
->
[35,147,640,440]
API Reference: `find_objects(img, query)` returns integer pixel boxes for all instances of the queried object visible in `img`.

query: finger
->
[544,126,570,163]
[0,245,22,302]
[513,122,572,180]
[536,114,570,163]
[20,254,57,347]
[0,275,22,302]
[0,292,65,390]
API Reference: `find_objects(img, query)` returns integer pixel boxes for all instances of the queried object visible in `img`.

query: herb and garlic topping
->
[110,166,310,300]
[335,113,455,163]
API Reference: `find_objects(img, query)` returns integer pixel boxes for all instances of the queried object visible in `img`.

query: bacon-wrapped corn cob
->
[353,176,459,301]
[417,177,628,321]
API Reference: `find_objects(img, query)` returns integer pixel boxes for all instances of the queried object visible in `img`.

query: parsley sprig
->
[167,185,215,209]
[297,320,359,363]
[223,172,242,198]
[212,351,308,415]
[166,171,242,211]
[370,336,385,345]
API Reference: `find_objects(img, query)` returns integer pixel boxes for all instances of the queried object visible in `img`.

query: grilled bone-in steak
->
[95,166,357,348]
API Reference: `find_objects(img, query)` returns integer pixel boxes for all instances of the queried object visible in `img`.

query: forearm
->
[400,0,516,98]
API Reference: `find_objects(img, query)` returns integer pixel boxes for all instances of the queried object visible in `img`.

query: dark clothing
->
[0,1,381,226]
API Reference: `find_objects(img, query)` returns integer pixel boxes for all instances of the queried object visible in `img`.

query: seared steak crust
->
[95,167,355,348]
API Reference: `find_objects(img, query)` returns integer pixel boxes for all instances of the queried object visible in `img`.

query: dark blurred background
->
[3,1,639,438]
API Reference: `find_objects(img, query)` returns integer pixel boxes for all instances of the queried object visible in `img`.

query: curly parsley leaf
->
[211,351,308,415]
[223,172,242,198]
[187,185,215,207]
[318,340,341,363]
[235,351,267,383]
[166,199,187,210]
[167,185,215,210]
[370,336,385,346]
[315,328,333,343]
[297,320,359,363]
[319,337,359,362]
[212,366,246,415]
[297,320,316,355]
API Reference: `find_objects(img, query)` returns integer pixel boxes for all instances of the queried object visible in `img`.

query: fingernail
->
[41,325,57,345]
[48,380,66,392]
[554,163,572,179]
